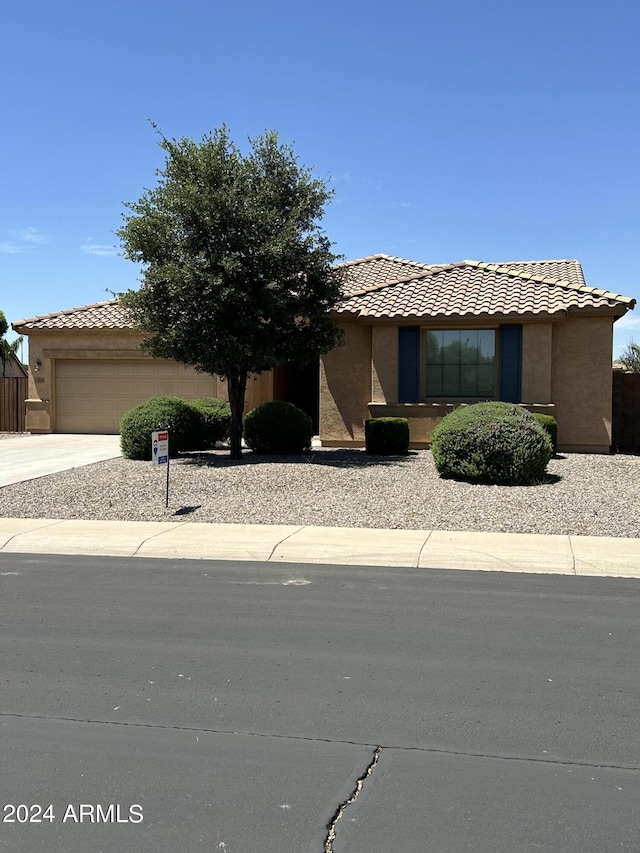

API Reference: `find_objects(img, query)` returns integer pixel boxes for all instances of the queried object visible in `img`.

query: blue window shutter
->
[499,324,522,403]
[398,326,420,402]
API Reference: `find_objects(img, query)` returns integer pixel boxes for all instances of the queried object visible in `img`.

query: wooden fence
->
[612,371,640,452]
[0,377,27,432]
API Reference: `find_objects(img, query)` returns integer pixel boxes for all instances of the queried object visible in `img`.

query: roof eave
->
[12,323,138,333]
[335,309,575,325]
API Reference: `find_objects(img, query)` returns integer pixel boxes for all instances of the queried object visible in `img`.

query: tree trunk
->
[227,370,248,460]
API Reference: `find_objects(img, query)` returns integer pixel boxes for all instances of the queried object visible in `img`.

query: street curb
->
[1,519,639,578]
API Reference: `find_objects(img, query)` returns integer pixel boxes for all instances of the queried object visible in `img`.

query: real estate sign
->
[152,430,169,466]
[151,430,170,508]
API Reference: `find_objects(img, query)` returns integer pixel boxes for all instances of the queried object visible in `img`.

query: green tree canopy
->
[117,125,345,458]
[0,310,23,377]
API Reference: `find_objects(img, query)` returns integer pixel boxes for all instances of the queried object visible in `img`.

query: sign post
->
[152,430,170,508]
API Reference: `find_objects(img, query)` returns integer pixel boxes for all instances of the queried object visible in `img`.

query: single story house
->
[13,254,636,453]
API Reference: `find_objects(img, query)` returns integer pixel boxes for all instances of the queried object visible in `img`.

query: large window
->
[425,329,495,397]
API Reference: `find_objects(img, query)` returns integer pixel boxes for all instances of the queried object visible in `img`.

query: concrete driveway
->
[0,434,121,487]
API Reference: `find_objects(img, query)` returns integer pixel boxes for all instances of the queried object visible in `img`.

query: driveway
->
[0,434,121,487]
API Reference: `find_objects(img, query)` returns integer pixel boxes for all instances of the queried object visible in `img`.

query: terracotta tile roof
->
[340,254,435,296]
[12,256,635,331]
[13,300,130,331]
[336,258,635,320]
[340,256,588,297]
[494,259,587,288]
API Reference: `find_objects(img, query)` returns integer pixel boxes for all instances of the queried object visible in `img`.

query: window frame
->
[422,327,499,402]
[397,323,523,405]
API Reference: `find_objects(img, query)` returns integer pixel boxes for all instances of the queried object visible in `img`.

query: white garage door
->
[55,360,219,434]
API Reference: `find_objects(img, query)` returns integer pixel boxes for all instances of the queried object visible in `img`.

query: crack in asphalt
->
[324,747,381,853]
[1,713,638,771]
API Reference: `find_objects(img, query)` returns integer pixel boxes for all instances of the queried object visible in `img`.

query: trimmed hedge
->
[532,413,558,455]
[431,401,552,485]
[120,396,202,460]
[190,397,231,448]
[243,400,313,454]
[365,417,410,455]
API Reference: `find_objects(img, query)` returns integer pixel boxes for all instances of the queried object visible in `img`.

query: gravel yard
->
[1,447,639,538]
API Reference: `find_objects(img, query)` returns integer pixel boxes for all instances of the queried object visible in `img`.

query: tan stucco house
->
[13,254,635,453]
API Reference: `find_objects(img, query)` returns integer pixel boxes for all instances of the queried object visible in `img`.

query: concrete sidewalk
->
[1,518,639,577]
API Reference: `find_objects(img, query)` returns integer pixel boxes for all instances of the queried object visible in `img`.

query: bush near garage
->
[532,413,558,455]
[243,401,313,455]
[430,401,553,485]
[190,397,232,448]
[120,396,203,460]
[365,417,410,455]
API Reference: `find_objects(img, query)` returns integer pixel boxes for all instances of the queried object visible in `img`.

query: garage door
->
[55,360,218,434]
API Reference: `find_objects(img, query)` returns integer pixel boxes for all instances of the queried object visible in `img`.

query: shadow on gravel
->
[438,472,562,487]
[176,450,564,483]
[178,449,419,469]
[543,473,562,485]
[173,505,202,516]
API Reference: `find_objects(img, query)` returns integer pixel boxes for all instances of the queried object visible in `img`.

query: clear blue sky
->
[2,0,639,358]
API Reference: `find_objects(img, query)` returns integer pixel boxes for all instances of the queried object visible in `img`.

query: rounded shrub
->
[243,400,313,455]
[120,395,202,460]
[430,401,553,485]
[190,397,232,448]
[365,417,410,455]
[532,413,558,455]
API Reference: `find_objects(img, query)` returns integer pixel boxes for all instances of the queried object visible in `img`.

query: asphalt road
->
[1,554,638,852]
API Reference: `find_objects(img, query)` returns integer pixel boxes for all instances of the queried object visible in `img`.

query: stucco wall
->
[521,323,553,404]
[24,327,296,433]
[25,330,147,431]
[320,316,617,452]
[320,321,372,445]
[27,329,146,399]
[26,313,618,451]
[371,326,398,403]
[26,329,272,433]
[551,315,614,452]
[220,372,273,412]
